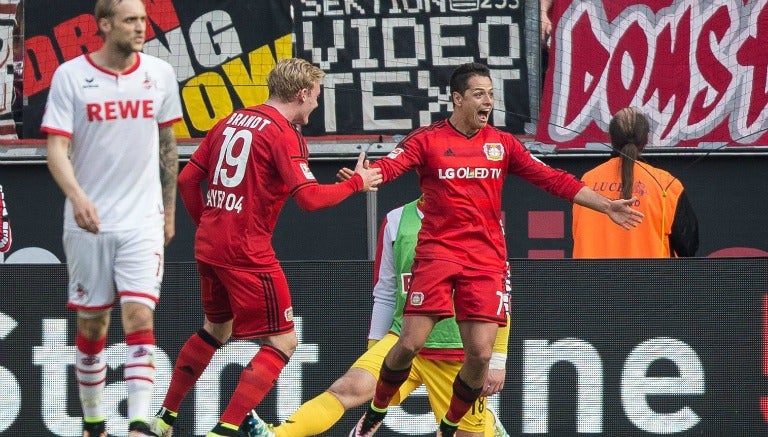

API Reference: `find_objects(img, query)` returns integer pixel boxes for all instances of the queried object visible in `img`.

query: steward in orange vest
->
[572,108,698,258]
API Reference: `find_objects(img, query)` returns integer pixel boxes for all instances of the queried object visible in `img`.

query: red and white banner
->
[536,0,768,148]
[0,0,20,139]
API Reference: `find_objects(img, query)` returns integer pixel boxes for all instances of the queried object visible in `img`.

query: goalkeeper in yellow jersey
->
[244,197,511,436]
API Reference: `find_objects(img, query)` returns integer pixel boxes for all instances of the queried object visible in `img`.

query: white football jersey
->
[42,53,182,231]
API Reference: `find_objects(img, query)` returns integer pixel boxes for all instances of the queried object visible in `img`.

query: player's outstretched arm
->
[353,152,382,192]
[293,153,381,211]
[573,186,644,230]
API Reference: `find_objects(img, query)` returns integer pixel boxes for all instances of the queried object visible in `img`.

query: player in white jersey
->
[42,1,182,436]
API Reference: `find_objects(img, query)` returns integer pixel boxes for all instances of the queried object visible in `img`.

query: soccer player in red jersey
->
[151,58,382,437]
[351,62,644,437]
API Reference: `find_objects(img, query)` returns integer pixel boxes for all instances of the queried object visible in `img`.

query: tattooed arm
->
[159,125,179,246]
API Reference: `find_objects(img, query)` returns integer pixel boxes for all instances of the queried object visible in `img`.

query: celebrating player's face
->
[456,75,494,133]
[296,81,322,126]
[105,0,147,55]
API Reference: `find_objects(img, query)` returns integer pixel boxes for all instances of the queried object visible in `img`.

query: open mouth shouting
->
[477,108,492,124]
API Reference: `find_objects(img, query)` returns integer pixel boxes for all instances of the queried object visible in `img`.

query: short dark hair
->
[449,63,491,95]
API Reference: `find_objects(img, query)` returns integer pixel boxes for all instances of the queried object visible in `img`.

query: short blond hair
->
[95,0,122,21]
[267,58,325,102]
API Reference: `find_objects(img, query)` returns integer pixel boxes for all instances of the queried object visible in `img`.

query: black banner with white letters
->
[1,258,767,435]
[294,0,530,136]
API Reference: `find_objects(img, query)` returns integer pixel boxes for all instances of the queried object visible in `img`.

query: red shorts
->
[197,261,294,339]
[405,259,508,324]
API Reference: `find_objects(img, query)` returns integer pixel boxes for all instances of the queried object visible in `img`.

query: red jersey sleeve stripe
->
[40,127,72,138]
[288,180,319,196]
[158,117,182,128]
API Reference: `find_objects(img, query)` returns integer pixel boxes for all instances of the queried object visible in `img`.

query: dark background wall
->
[1,152,766,263]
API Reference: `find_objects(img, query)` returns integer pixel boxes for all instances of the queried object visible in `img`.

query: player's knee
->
[327,369,376,408]
[202,320,232,344]
[263,331,298,357]
[464,349,492,368]
[121,302,154,331]
[394,338,423,359]
[77,310,110,338]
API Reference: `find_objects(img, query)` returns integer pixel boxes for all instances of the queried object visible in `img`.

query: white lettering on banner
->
[188,10,243,69]
[276,319,319,421]
[25,316,318,435]
[143,27,197,81]
[622,337,705,434]
[417,69,453,125]
[299,0,521,16]
[350,19,379,69]
[33,319,76,434]
[361,71,413,130]
[523,338,704,434]
[303,16,519,70]
[142,12,245,83]
[523,338,603,433]
[4,311,712,434]
[0,312,20,433]
[300,13,522,132]
[323,73,354,131]
[32,319,174,434]
[431,16,474,66]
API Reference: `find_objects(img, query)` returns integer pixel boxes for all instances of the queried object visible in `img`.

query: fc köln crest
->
[483,143,503,161]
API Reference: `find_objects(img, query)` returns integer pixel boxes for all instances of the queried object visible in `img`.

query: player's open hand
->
[336,166,355,182]
[354,152,382,192]
[607,197,644,230]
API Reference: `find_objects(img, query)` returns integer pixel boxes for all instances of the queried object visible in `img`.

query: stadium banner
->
[2,155,768,265]
[536,0,768,149]
[21,0,292,139]
[0,0,20,139]
[1,259,767,436]
[293,0,530,136]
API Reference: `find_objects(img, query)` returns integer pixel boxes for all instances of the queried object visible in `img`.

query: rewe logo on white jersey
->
[86,100,155,121]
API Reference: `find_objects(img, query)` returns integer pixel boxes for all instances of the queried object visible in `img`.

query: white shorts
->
[63,226,164,311]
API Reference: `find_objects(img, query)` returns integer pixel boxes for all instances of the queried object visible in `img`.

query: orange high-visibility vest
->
[572,157,685,258]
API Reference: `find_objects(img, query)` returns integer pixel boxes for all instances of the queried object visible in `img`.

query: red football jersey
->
[186,105,323,270]
[372,119,584,271]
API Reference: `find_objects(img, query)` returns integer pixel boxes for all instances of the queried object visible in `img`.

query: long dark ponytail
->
[609,107,650,199]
